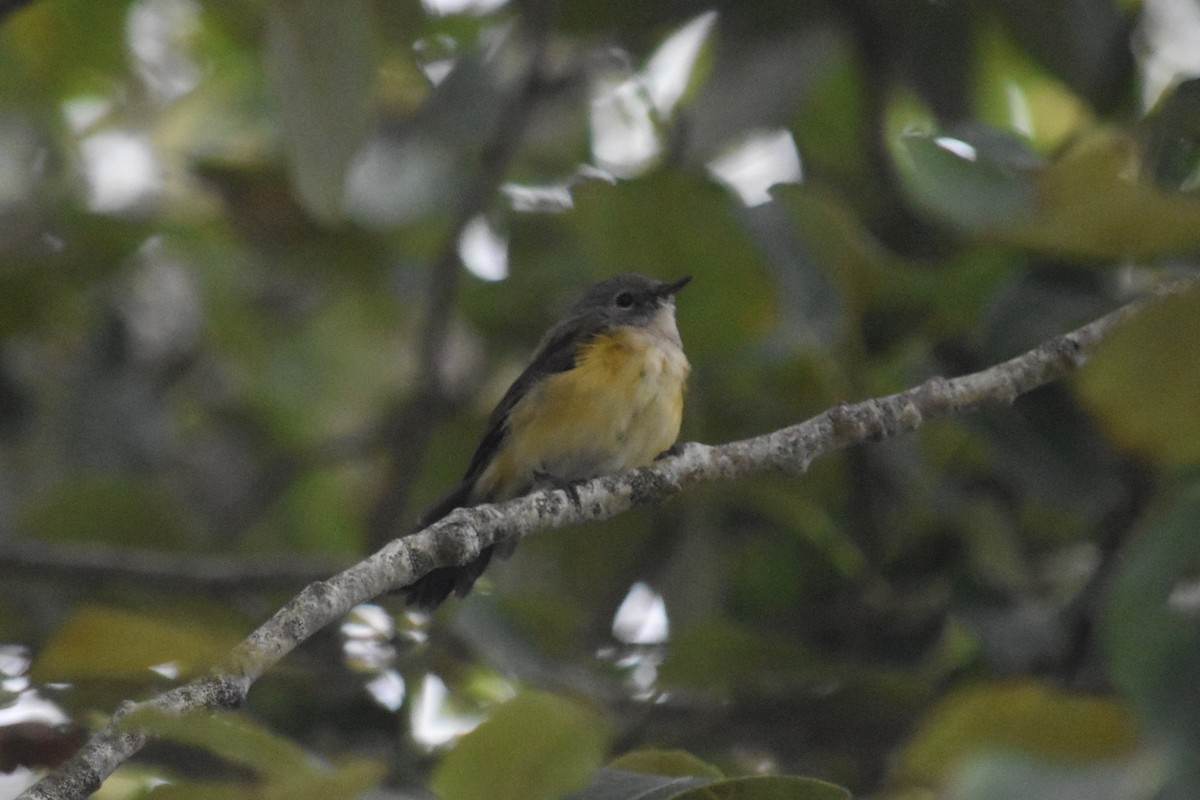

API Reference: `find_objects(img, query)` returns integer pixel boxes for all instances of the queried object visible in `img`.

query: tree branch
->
[19,278,1195,800]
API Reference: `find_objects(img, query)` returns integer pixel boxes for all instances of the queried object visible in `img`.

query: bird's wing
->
[460,316,595,489]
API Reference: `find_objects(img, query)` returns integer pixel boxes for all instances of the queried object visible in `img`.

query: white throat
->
[648,300,683,349]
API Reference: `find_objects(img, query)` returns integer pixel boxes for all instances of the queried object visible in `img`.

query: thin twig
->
[20,278,1196,800]
[0,539,344,591]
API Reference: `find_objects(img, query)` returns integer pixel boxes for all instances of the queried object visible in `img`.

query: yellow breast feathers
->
[480,325,689,499]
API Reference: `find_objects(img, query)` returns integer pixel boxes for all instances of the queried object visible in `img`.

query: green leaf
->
[0,0,136,100]
[143,779,259,800]
[890,110,1200,257]
[105,767,257,800]
[123,708,315,780]
[897,681,1140,785]
[564,768,707,800]
[1105,481,1200,792]
[265,0,376,223]
[1011,134,1200,257]
[609,749,724,779]
[985,0,1132,109]
[126,708,385,797]
[31,606,244,682]
[886,89,1200,257]
[1075,287,1200,465]
[891,128,1039,232]
[564,770,850,800]
[264,759,384,800]
[431,690,614,800]
[972,16,1090,153]
[1141,78,1200,192]
[669,775,850,800]
[949,751,1158,800]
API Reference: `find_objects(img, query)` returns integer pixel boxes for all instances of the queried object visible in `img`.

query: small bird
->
[404,273,691,608]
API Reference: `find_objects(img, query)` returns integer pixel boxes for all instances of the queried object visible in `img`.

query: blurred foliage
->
[1076,289,1200,464]
[431,689,611,800]
[1,0,1200,798]
[30,604,244,684]
[119,706,386,799]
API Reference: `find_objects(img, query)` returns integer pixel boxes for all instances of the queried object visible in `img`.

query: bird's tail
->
[401,481,496,609]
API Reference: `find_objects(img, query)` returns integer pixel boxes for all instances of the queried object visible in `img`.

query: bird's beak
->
[658,276,692,297]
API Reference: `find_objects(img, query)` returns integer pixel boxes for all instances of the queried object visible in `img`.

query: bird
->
[403,273,691,608]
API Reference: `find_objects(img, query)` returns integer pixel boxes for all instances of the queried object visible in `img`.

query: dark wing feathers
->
[402,315,597,609]
[460,315,597,487]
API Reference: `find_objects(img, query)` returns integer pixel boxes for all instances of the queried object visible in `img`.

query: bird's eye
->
[615,292,635,309]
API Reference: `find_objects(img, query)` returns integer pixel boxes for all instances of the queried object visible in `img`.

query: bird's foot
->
[655,442,686,461]
[533,470,584,510]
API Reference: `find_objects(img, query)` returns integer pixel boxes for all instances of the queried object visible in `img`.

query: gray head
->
[567,273,691,329]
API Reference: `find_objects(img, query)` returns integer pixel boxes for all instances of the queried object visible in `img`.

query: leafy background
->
[1,0,1200,798]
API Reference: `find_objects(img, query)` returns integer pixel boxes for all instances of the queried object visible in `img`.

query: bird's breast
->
[482,325,689,498]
